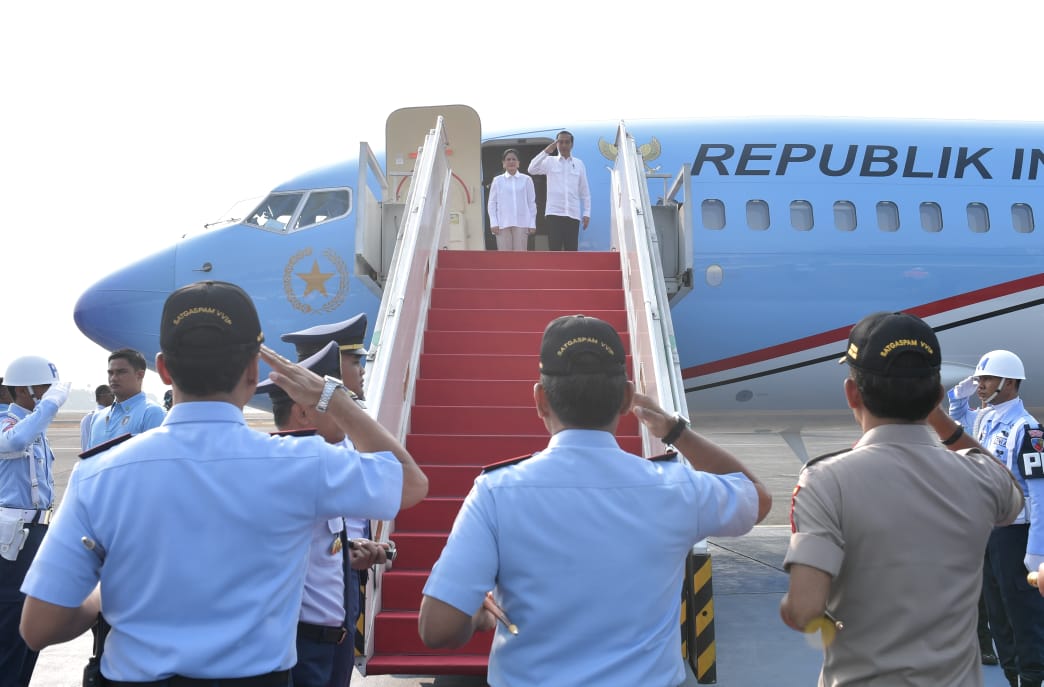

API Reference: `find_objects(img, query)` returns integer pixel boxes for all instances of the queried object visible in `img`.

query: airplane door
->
[386,105,483,250]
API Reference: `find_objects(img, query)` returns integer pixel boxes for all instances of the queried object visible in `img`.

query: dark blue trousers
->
[0,523,46,687]
[325,567,359,687]
[983,524,1044,684]
[292,632,338,687]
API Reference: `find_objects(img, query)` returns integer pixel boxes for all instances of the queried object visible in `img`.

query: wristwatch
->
[662,415,690,446]
[316,375,359,413]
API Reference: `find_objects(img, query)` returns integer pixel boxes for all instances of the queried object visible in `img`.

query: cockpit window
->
[245,193,304,233]
[292,189,352,231]
[245,188,352,234]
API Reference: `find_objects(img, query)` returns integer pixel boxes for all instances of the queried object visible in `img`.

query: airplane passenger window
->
[245,192,304,233]
[790,200,813,231]
[833,201,856,231]
[1012,203,1034,234]
[705,264,724,287]
[292,189,353,231]
[967,203,990,233]
[919,202,943,232]
[876,201,900,232]
[746,200,770,231]
[701,199,726,230]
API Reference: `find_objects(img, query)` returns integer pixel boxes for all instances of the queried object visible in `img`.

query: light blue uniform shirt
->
[22,402,403,681]
[950,392,1044,567]
[0,401,58,509]
[80,406,103,452]
[423,429,758,687]
[300,437,356,627]
[86,391,166,449]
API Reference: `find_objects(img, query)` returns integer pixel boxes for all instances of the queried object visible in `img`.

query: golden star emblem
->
[296,260,334,297]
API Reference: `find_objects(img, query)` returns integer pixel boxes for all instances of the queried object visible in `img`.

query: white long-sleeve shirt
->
[487,171,536,229]
[528,151,591,221]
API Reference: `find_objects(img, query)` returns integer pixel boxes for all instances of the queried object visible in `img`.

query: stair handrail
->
[610,121,689,456]
[358,115,453,668]
[354,141,392,295]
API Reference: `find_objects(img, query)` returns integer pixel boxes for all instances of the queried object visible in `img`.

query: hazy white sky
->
[1,0,1041,397]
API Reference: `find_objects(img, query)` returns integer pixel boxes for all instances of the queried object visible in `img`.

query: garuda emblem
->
[598,136,662,172]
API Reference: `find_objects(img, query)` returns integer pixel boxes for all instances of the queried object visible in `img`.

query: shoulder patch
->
[482,453,534,473]
[803,448,850,469]
[270,428,318,438]
[649,451,679,462]
[79,433,133,460]
[1019,424,1044,480]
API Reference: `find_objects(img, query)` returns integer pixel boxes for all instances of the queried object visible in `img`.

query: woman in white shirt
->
[487,149,536,252]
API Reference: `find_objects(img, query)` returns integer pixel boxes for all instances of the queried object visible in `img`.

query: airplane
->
[75,104,1044,422]
[72,104,1044,679]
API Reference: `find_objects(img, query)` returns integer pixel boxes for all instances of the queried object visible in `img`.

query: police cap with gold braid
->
[256,340,341,403]
[280,313,368,362]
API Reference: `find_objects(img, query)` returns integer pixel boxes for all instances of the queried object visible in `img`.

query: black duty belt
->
[102,669,290,687]
[297,621,348,645]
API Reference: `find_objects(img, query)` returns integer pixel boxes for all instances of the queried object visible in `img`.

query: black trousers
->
[545,214,580,251]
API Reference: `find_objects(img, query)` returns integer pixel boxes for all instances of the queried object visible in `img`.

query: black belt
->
[297,621,348,645]
[102,669,290,687]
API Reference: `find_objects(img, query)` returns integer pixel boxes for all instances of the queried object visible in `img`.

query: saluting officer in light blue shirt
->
[19,281,428,685]
[85,349,165,450]
[0,355,69,687]
[419,315,770,687]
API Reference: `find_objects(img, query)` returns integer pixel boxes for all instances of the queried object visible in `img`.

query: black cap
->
[280,313,368,362]
[256,340,341,402]
[842,311,941,377]
[160,281,264,357]
[539,315,626,376]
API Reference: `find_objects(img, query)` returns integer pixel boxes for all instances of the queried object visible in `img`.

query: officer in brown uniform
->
[781,311,1025,686]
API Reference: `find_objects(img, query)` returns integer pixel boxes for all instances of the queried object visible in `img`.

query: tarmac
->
[27,412,1013,686]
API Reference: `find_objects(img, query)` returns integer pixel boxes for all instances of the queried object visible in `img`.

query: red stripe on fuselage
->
[682,273,1044,379]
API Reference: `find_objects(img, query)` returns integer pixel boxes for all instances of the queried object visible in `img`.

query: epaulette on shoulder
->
[482,453,535,474]
[649,450,680,462]
[270,428,318,438]
[79,433,133,460]
[803,448,850,469]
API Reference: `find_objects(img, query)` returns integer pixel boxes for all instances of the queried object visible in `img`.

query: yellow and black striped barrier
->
[682,549,716,683]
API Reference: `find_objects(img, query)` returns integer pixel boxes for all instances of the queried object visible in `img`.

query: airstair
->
[355,111,712,681]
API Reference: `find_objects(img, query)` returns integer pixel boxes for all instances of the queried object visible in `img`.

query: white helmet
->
[974,350,1026,380]
[4,356,60,386]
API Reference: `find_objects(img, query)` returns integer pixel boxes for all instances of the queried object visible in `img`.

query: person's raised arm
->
[527,143,556,175]
[926,405,988,453]
[631,392,771,522]
[261,346,428,509]
[0,383,69,454]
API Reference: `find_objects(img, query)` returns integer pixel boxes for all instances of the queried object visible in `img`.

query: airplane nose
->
[74,246,176,355]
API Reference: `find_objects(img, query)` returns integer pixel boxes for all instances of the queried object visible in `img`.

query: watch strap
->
[316,375,345,413]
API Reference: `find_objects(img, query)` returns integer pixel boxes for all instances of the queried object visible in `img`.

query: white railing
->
[610,122,689,457]
[357,116,452,669]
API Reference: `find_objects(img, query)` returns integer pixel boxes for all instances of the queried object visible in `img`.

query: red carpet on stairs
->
[366,249,641,676]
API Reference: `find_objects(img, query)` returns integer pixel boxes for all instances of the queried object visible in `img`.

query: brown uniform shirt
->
[785,423,1023,687]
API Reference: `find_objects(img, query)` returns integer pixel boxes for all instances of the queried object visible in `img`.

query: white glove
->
[952,376,979,400]
[39,381,71,408]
